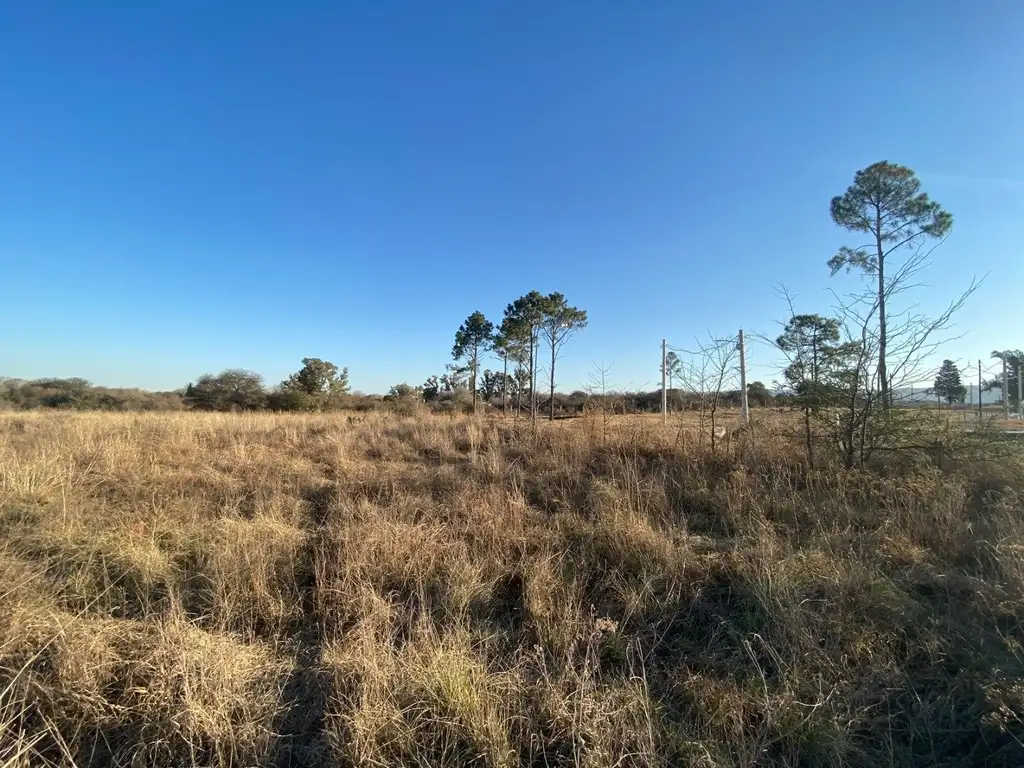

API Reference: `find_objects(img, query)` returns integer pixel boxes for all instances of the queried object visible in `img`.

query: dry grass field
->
[2,410,1023,767]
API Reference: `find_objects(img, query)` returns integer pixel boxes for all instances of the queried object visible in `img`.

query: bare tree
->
[584,359,618,444]
[824,273,979,467]
[672,334,739,453]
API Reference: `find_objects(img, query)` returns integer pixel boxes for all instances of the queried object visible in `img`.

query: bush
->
[384,384,425,416]
[266,388,314,412]
[184,370,267,412]
[426,390,475,414]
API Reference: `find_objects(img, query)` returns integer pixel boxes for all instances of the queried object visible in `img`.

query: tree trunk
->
[857,404,870,468]
[534,334,540,420]
[471,353,478,413]
[515,363,522,422]
[804,407,814,470]
[502,354,508,416]
[536,333,544,423]
[842,363,862,469]
[709,405,717,454]
[844,419,857,468]
[811,333,819,384]
[531,329,539,422]
[875,208,888,410]
[549,332,557,421]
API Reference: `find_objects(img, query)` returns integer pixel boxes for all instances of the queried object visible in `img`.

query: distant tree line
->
[2,163,991,439]
[1,371,767,416]
[0,378,184,411]
[0,359,355,414]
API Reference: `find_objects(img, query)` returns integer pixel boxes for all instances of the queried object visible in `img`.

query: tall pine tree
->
[933,360,966,405]
[829,162,953,409]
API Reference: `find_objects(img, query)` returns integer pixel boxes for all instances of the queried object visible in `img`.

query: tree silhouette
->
[663,350,682,407]
[539,293,588,421]
[281,358,349,410]
[776,313,856,467]
[452,311,495,413]
[502,292,545,420]
[185,370,267,411]
[987,350,1022,409]
[933,360,966,406]
[829,162,953,409]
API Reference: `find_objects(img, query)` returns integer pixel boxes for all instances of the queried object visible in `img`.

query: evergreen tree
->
[829,162,953,409]
[539,293,588,421]
[776,314,858,467]
[452,311,495,412]
[933,359,966,405]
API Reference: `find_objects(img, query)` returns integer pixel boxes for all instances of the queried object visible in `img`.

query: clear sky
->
[2,2,1022,394]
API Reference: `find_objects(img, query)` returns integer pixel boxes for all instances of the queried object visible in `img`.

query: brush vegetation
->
[1,411,1022,767]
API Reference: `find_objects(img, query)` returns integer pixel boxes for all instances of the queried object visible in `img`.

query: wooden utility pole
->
[1003,356,1010,421]
[1018,358,1023,420]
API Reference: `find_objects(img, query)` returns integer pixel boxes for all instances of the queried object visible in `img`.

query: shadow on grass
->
[269,484,335,768]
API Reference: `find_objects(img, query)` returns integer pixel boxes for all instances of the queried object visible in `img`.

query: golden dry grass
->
[1,410,1023,766]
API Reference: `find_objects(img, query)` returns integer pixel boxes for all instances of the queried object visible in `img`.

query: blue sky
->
[2,2,1021,393]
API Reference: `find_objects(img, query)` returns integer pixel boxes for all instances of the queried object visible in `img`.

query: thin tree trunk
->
[710,405,717,454]
[534,332,539,420]
[502,354,508,416]
[530,329,538,421]
[515,363,522,421]
[804,407,814,470]
[858,402,870,468]
[549,332,556,421]
[471,352,478,413]
[527,332,533,420]
[845,418,857,468]
[812,333,819,384]
[876,208,888,410]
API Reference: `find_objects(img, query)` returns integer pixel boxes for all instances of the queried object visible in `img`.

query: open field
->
[2,411,1024,766]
